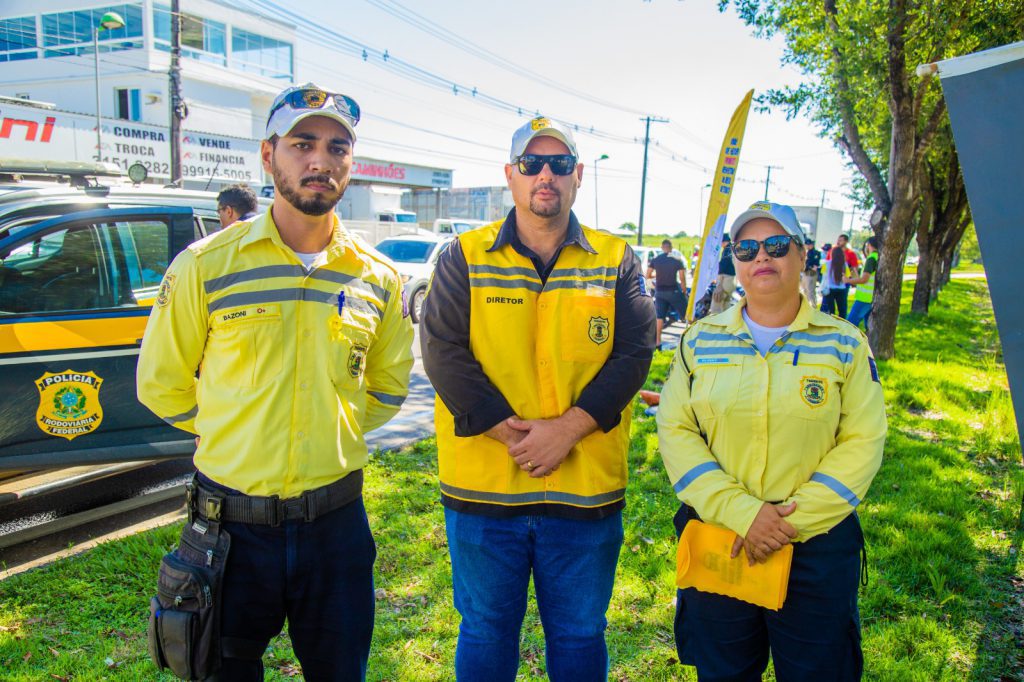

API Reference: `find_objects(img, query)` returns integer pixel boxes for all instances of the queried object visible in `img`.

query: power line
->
[362,0,651,117]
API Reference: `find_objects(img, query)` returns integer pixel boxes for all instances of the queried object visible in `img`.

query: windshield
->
[395,214,417,223]
[453,222,477,234]
[375,240,434,263]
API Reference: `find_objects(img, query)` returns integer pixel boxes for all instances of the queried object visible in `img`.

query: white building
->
[0,0,296,188]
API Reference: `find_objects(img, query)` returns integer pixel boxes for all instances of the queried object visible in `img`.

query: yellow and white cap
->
[509,117,578,162]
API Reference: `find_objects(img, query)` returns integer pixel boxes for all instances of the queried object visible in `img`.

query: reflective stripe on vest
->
[435,221,631,510]
[854,252,878,303]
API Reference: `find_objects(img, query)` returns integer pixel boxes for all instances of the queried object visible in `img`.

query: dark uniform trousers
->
[673,504,864,682]
[199,474,377,682]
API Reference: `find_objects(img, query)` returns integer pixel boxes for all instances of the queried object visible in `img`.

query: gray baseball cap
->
[509,117,578,162]
[729,201,805,241]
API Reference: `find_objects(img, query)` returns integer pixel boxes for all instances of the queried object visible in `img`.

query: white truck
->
[335,185,421,244]
[792,206,845,246]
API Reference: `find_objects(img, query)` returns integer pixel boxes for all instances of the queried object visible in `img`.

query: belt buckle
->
[280,496,306,523]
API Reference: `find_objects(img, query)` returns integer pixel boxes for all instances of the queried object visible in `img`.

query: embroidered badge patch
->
[588,316,610,345]
[800,376,827,408]
[348,344,367,378]
[35,370,104,440]
[156,273,176,307]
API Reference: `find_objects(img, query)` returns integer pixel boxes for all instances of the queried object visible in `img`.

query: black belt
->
[188,470,363,526]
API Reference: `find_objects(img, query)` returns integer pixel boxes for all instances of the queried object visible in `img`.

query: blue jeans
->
[444,507,624,681]
[847,300,872,330]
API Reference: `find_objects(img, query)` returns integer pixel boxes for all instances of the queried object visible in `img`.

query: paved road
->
[365,324,436,451]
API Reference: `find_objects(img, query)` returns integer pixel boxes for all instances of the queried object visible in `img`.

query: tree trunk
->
[868,206,914,359]
[911,242,934,314]
[929,255,946,299]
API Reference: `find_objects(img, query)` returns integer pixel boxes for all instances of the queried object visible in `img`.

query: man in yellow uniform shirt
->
[138,84,413,680]
[421,117,656,680]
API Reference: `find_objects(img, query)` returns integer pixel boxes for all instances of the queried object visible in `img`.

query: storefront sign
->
[0,101,261,184]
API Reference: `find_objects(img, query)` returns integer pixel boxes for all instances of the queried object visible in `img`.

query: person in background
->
[845,237,879,331]
[657,200,886,682]
[216,184,259,227]
[709,234,736,315]
[836,233,861,283]
[821,245,850,318]
[648,239,688,350]
[801,237,820,307]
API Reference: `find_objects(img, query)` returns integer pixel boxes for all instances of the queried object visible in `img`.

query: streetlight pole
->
[698,182,711,229]
[593,154,608,230]
[92,11,126,162]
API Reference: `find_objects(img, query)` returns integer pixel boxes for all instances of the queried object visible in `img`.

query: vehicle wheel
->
[411,287,427,323]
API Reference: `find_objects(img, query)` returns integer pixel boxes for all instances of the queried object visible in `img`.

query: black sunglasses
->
[269,88,361,126]
[515,154,577,176]
[732,234,798,262]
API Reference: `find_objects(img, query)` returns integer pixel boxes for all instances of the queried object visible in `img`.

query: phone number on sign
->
[183,165,255,181]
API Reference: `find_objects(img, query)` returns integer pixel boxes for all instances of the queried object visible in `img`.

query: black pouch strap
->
[220,636,265,661]
[194,470,363,526]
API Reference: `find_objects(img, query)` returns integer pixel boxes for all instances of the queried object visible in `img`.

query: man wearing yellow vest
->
[138,84,413,680]
[421,117,656,680]
[845,236,878,331]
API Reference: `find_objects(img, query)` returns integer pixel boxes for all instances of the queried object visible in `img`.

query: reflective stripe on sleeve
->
[163,405,198,425]
[673,461,723,493]
[367,391,405,407]
[810,472,861,507]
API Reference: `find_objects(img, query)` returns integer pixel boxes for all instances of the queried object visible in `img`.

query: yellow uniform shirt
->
[656,297,886,541]
[137,212,414,498]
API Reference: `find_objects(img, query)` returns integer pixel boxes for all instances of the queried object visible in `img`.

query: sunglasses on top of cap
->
[732,234,798,262]
[270,88,361,125]
[515,154,577,176]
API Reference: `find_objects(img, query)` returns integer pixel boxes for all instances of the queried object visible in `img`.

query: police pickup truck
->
[0,161,267,470]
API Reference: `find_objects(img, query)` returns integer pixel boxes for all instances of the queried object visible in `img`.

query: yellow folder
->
[676,519,793,611]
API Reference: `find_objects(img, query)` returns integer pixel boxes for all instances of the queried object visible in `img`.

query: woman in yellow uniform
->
[656,201,887,681]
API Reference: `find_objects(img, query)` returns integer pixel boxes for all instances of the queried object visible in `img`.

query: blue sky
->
[251,0,858,236]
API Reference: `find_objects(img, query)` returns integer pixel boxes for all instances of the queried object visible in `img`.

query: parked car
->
[373,234,452,323]
[432,218,488,236]
[0,161,269,470]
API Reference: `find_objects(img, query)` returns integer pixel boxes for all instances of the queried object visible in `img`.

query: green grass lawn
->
[1,279,1021,681]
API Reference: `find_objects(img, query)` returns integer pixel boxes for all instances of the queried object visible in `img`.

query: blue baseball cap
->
[729,201,805,241]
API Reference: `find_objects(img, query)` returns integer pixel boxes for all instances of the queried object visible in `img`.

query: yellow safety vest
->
[435,221,632,513]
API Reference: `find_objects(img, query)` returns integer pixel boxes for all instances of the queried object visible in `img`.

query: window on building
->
[41,4,143,58]
[0,16,37,62]
[152,5,227,66]
[231,29,292,80]
[115,88,141,121]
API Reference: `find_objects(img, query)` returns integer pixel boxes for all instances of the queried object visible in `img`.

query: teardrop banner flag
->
[686,89,754,322]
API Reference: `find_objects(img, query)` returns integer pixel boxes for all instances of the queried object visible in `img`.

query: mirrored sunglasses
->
[733,234,797,262]
[269,88,361,126]
[515,154,577,176]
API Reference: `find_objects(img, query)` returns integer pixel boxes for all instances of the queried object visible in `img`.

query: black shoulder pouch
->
[147,520,231,680]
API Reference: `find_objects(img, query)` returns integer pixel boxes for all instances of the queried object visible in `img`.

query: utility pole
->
[763,164,781,200]
[637,115,669,247]
[169,0,184,186]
